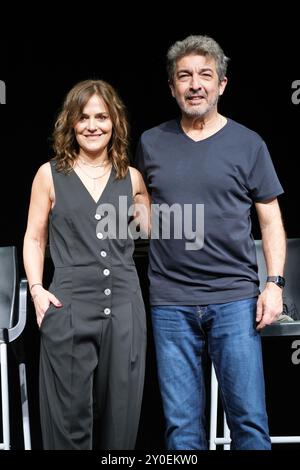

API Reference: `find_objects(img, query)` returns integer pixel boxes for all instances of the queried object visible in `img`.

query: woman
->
[23,79,150,450]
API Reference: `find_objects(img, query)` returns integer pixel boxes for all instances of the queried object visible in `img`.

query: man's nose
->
[190,75,202,90]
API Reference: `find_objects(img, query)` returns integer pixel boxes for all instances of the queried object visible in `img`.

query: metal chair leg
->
[0,343,10,450]
[19,363,31,450]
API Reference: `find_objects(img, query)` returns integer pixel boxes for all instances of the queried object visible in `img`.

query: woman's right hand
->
[31,285,62,328]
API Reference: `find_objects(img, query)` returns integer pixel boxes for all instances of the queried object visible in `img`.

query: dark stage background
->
[0,18,299,450]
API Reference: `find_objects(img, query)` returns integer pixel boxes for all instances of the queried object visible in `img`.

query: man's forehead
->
[176,54,216,70]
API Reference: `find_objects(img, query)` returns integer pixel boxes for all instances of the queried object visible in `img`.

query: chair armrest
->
[260,321,300,337]
[8,278,28,342]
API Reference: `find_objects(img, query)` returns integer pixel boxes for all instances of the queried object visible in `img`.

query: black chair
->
[0,246,31,450]
[209,238,300,449]
[257,238,300,334]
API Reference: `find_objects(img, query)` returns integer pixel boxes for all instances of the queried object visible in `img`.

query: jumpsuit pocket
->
[40,303,71,333]
[130,290,147,365]
[40,303,56,330]
[40,284,72,331]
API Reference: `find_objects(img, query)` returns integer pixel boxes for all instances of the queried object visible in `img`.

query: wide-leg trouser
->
[39,293,146,450]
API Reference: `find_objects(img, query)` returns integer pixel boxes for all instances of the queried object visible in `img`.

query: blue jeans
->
[151,298,271,450]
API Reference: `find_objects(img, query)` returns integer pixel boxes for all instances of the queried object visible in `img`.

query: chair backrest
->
[255,238,300,318]
[0,246,18,329]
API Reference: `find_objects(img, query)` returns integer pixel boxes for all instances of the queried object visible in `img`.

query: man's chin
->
[184,108,207,118]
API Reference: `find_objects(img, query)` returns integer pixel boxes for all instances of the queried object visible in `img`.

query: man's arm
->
[255,197,286,330]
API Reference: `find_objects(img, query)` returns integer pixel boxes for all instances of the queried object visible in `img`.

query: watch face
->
[276,276,285,288]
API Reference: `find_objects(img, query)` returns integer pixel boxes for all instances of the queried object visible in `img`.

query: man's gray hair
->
[167,35,229,83]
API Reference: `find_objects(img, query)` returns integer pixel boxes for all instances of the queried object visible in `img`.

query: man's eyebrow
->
[199,67,214,73]
[177,67,214,74]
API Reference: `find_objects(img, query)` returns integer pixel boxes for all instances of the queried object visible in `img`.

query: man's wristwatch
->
[266,275,285,288]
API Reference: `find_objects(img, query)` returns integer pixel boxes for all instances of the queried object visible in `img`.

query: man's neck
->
[181,112,227,142]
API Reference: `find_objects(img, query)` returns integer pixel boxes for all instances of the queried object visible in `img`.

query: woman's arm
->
[129,167,151,238]
[23,163,62,326]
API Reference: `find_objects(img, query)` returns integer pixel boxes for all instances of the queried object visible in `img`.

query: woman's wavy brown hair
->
[52,79,130,179]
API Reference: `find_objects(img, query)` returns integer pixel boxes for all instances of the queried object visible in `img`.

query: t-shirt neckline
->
[177,116,231,144]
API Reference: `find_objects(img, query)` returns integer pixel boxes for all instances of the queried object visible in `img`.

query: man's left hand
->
[256,283,283,331]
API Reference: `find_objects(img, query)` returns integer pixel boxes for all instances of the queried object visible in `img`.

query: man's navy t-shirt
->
[135,118,284,305]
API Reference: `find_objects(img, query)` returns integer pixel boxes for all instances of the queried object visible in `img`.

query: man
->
[135,35,286,450]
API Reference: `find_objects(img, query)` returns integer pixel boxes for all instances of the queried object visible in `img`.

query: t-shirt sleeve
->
[248,141,284,201]
[134,137,151,192]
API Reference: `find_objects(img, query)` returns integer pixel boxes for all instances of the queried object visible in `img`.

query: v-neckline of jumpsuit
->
[71,166,114,205]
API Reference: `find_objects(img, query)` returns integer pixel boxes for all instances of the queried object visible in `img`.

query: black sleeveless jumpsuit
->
[39,161,146,449]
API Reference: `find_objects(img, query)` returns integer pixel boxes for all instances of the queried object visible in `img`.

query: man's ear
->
[168,80,175,98]
[219,76,228,96]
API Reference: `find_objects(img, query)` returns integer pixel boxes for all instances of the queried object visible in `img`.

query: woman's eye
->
[97,115,108,121]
